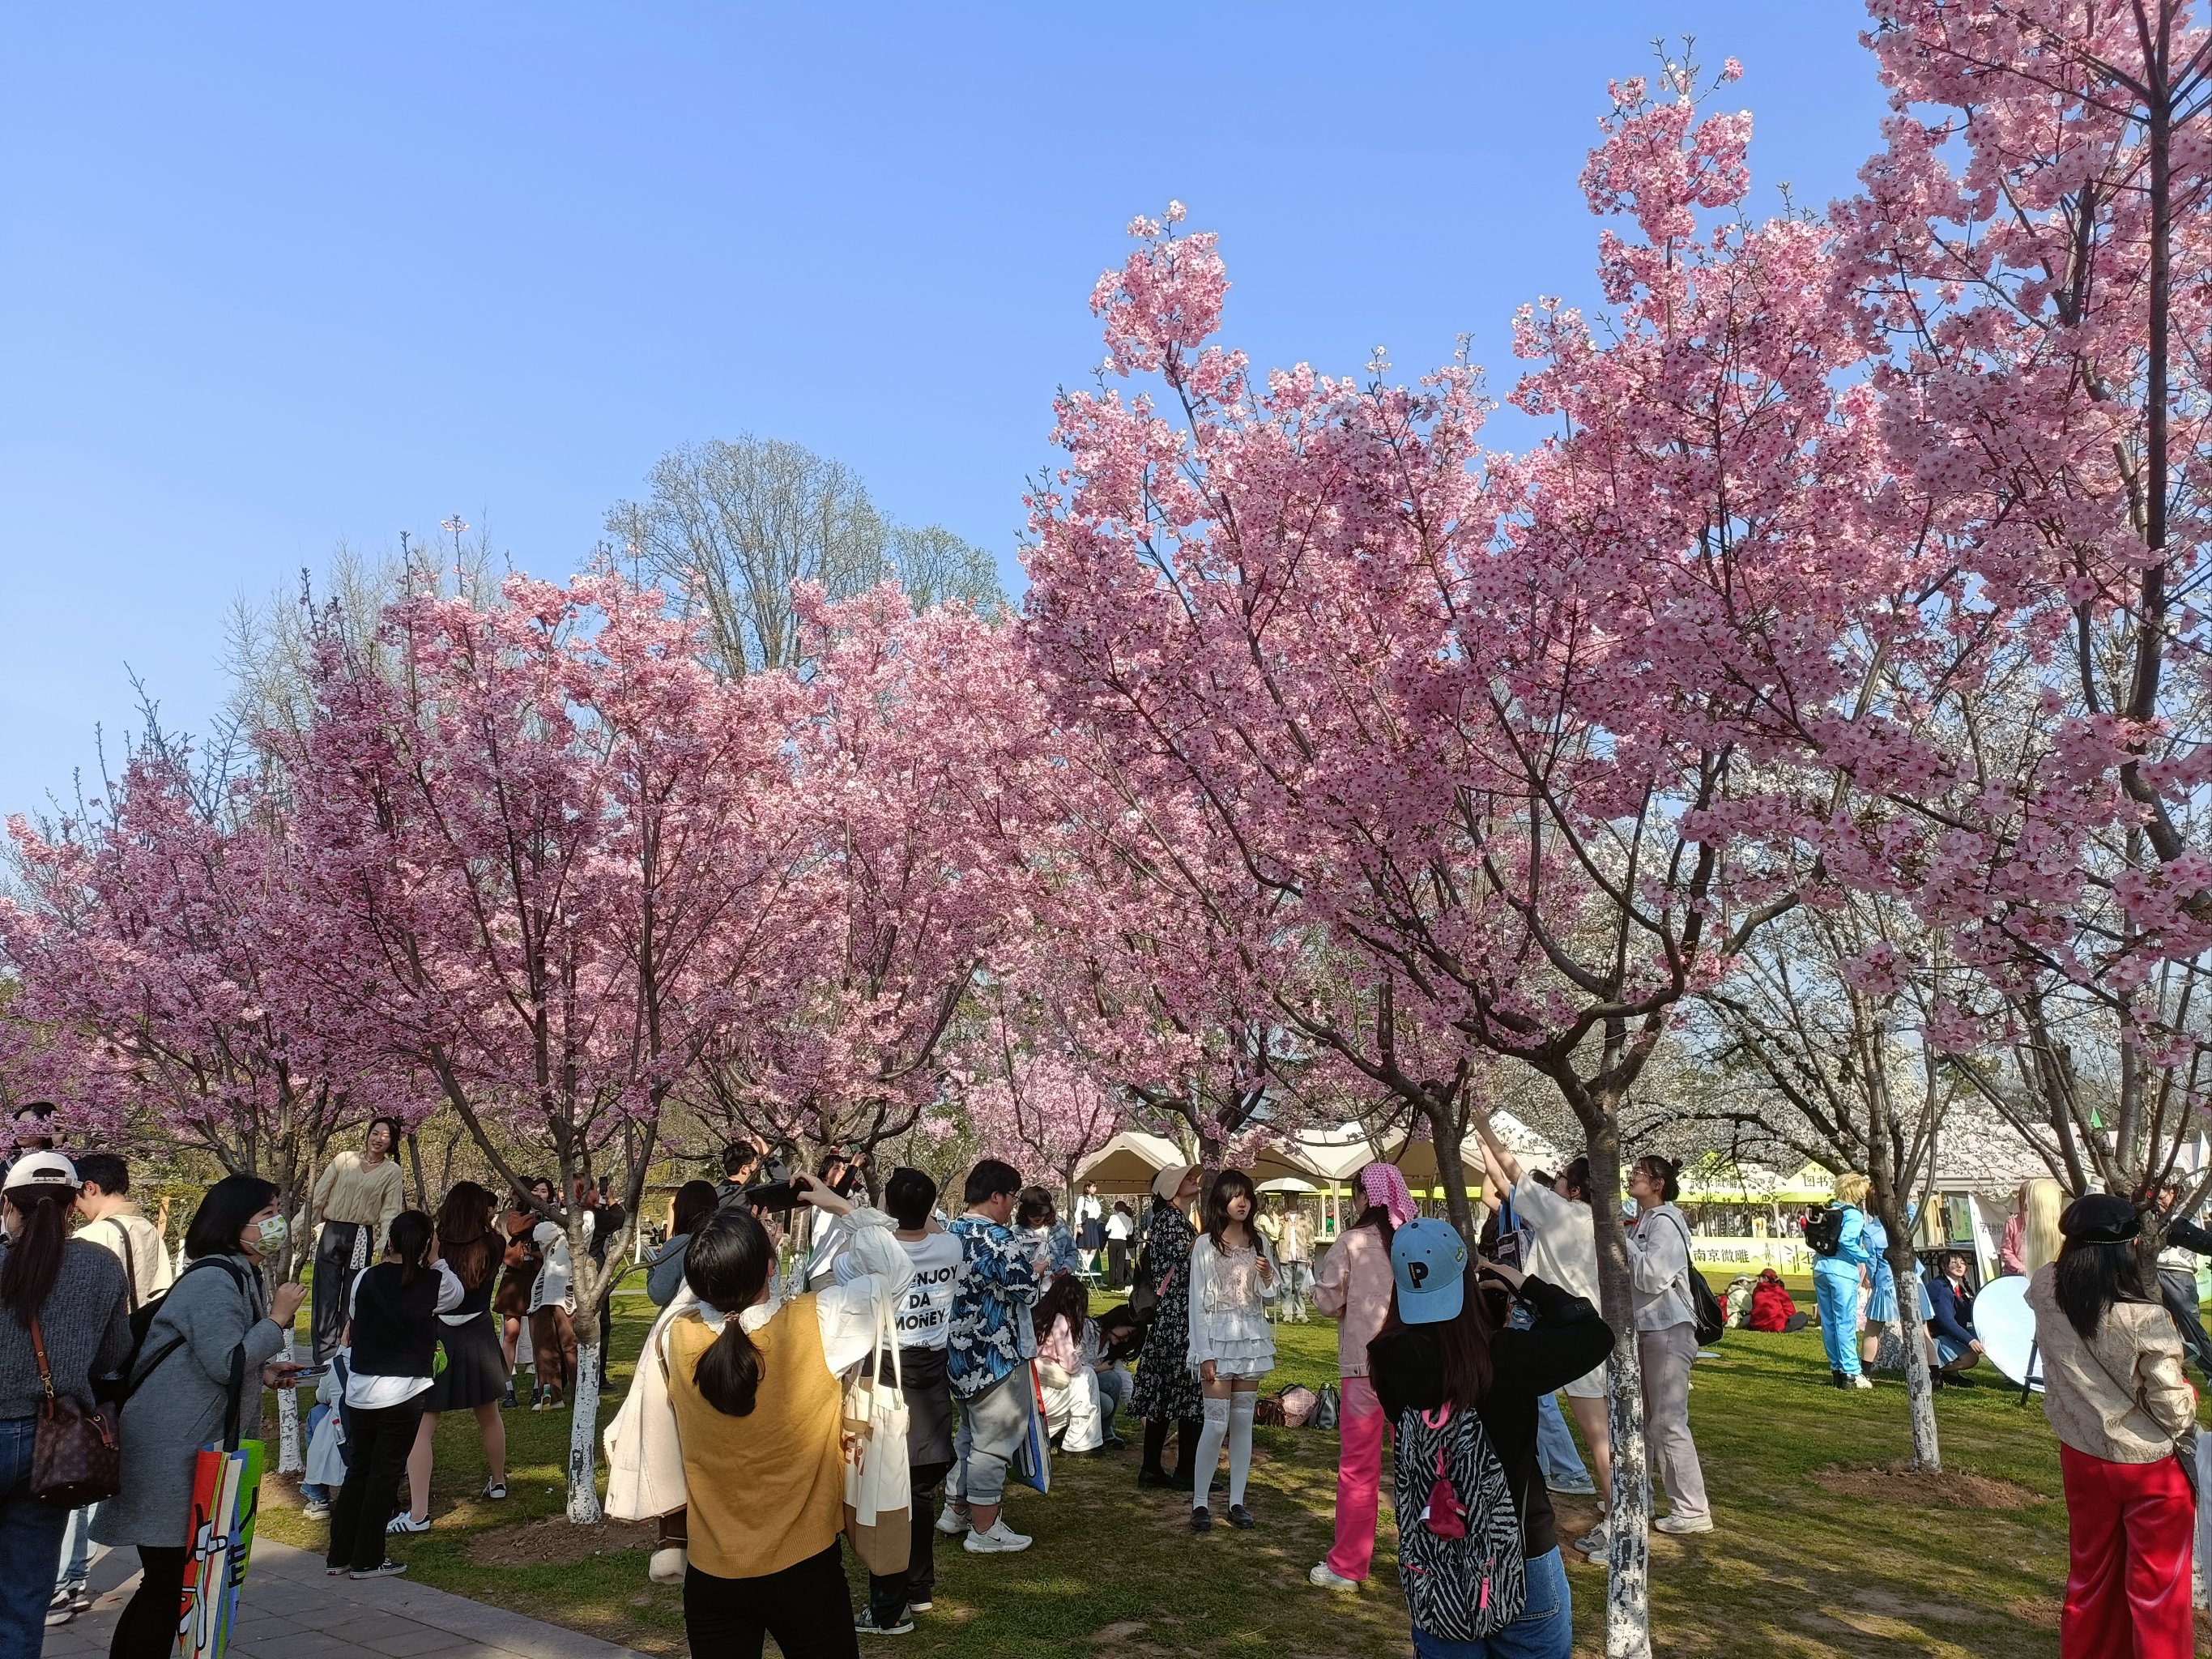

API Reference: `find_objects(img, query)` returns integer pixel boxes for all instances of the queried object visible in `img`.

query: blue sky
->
[1,2,1890,817]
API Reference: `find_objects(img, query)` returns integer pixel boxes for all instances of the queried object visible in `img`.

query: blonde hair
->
[2022,1178,2066,1276]
[1833,1171,1871,1209]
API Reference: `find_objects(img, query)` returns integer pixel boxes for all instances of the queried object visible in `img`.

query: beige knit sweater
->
[313,1151,404,1250]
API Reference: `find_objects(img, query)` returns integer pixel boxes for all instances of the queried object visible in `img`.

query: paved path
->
[45,1537,656,1659]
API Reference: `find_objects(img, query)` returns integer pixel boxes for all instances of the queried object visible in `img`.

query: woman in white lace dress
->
[1186,1168,1277,1533]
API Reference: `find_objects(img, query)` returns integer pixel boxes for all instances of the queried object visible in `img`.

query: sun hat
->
[1389,1217,1468,1324]
[2060,1192,2141,1245]
[2,1150,79,1196]
[1152,1163,1198,1204]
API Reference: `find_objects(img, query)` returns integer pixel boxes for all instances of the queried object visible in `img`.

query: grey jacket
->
[646,1235,691,1307]
[96,1256,286,1547]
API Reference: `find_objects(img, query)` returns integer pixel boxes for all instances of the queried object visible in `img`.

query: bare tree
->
[607,435,1004,677]
[1692,898,1971,1473]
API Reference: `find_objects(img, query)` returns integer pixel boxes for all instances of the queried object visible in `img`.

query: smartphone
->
[287,1363,330,1380]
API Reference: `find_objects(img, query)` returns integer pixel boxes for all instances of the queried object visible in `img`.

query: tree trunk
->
[561,1209,629,1524]
[1426,1105,1477,1242]
[272,1175,305,1474]
[405,1131,428,1211]
[1585,1114,1654,1659]
[1878,1203,1941,1473]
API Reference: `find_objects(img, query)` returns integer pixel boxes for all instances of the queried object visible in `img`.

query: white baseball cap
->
[3,1151,79,1196]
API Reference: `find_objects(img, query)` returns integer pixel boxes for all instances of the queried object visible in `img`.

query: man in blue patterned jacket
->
[940,1158,1042,1555]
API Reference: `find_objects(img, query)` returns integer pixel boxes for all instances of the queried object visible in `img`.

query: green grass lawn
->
[250,1286,2093,1657]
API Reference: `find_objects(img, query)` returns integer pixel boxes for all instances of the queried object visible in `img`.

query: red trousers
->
[2058,1441,2195,1659]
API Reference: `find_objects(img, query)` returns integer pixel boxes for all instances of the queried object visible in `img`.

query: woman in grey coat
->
[99,1175,308,1659]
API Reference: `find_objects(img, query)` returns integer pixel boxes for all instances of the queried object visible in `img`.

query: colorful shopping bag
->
[174,1439,262,1659]
[1011,1363,1051,1495]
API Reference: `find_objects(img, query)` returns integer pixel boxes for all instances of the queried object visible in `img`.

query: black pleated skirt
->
[425,1312,509,1411]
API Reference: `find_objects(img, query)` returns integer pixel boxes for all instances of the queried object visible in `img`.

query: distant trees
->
[606,436,1004,677]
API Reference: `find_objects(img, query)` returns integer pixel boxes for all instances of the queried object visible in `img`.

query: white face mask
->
[256,1213,290,1255]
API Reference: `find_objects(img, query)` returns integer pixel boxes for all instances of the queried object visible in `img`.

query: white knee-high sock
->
[1192,1395,1230,1506]
[1228,1391,1258,1508]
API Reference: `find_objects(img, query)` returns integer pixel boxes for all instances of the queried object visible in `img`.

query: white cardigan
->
[603,1208,914,1521]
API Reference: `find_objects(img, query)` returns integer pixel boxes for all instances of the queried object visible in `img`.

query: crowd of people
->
[598,1111,1711,1659]
[0,1090,2198,1659]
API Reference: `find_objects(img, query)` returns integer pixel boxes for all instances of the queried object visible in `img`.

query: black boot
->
[1831,1368,1848,1389]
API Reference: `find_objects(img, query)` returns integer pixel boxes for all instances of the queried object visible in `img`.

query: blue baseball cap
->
[1389,1218,1468,1324]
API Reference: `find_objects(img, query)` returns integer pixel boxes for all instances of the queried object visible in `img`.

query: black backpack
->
[119,1256,254,1408]
[1801,1208,1845,1258]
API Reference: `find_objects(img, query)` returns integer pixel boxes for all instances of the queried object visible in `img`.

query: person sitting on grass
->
[1034,1271,1107,1454]
[1747,1268,1807,1333]
[1927,1252,1984,1383]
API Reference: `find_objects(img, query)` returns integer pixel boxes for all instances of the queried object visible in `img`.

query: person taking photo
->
[658,1173,914,1658]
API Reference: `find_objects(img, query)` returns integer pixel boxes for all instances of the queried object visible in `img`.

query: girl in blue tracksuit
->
[1815,1172,1874,1389]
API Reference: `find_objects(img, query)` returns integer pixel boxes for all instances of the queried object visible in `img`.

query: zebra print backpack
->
[1392,1401,1527,1642]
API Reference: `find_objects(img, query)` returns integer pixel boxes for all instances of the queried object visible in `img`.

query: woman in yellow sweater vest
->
[661,1175,915,1658]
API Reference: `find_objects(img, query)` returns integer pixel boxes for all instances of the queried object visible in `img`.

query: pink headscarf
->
[1359,1162,1417,1228]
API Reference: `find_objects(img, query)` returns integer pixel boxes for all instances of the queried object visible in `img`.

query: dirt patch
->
[463,1515,658,1567]
[1809,1462,2040,1510]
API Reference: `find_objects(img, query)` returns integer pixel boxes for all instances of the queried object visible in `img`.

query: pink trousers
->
[1326,1375,1393,1580]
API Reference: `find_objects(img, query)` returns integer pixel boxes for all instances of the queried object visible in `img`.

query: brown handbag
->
[28,1315,122,1506]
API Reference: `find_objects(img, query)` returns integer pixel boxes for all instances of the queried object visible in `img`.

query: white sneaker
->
[1309,1563,1359,1591]
[1851,1375,1875,1390]
[1653,1513,1714,1536]
[963,1519,1033,1554]
[935,1502,971,1536]
[386,1512,431,1534]
[649,1546,686,1584]
[1575,1525,1609,1555]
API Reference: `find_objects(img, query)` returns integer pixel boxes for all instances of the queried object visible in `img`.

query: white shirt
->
[346,1260,465,1407]
[81,1209,175,1311]
[1076,1194,1103,1226]
[842,1229,961,1350]
[1106,1211,1134,1242]
[675,1209,918,1375]
[1511,1173,1600,1306]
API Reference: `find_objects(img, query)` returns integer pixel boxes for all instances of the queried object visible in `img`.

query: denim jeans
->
[56,1498,97,1589]
[0,1415,70,1656]
[1411,1546,1572,1659]
[1096,1367,1131,1437]
[1534,1392,1592,1488]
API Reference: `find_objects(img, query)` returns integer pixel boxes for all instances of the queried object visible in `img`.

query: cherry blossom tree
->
[276,569,810,1520]
[688,586,1055,1176]
[1025,54,1901,1642]
[1800,0,2212,1223]
[0,736,413,1470]
[962,1043,1124,1207]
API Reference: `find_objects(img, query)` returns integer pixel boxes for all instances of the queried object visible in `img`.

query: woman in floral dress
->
[1132,1163,1205,1489]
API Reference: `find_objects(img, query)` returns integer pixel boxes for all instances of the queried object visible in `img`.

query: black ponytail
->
[0,1188,77,1327]
[387,1209,433,1286]
[684,1205,774,1417]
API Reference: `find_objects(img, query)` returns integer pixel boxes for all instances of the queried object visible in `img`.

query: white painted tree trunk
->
[275,1331,303,1473]
[566,1350,604,1524]
[1602,1320,1653,1659]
